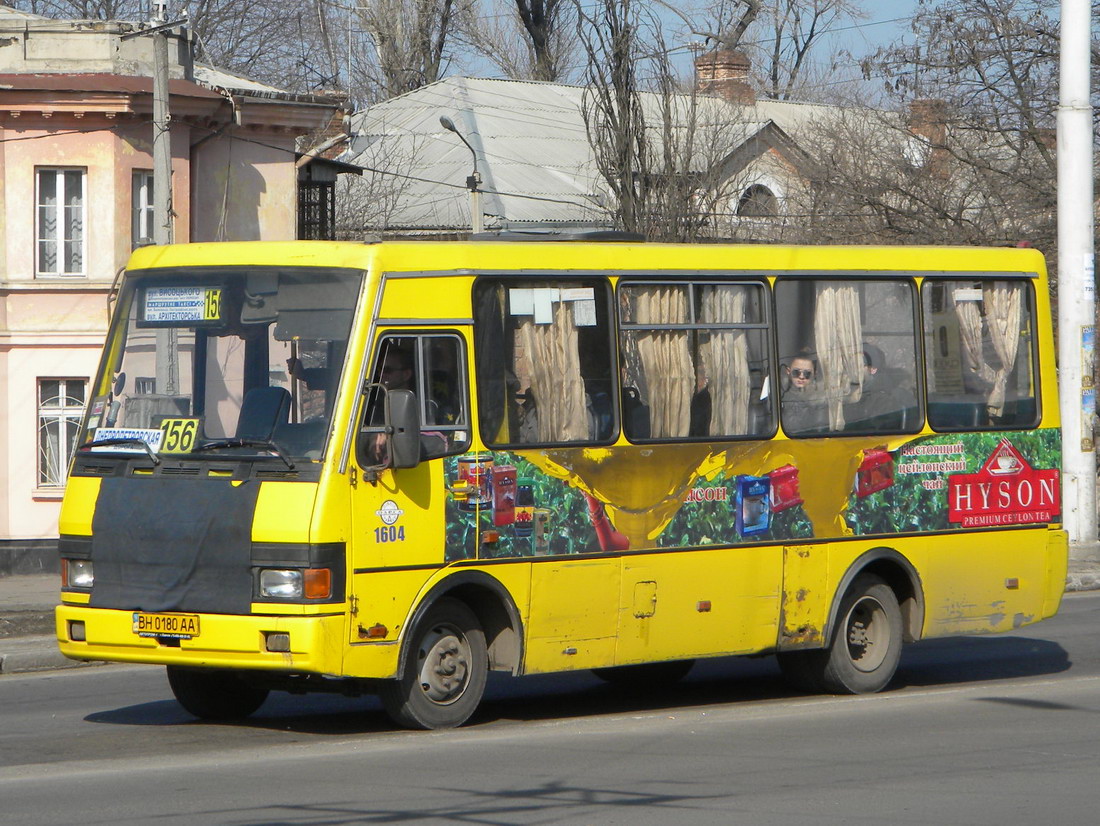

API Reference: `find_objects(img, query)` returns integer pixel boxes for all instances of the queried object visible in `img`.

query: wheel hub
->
[845,596,889,673]
[417,626,470,704]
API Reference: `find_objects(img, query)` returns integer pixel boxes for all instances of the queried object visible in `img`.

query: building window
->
[298,180,336,240]
[36,168,86,276]
[736,184,778,218]
[132,170,155,248]
[38,379,87,488]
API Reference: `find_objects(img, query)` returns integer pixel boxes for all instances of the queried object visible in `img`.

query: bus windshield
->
[80,266,362,463]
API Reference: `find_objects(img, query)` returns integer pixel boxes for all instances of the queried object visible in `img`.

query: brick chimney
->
[313,90,351,159]
[907,98,950,178]
[695,49,755,104]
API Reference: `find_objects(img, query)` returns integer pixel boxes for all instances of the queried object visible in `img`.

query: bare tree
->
[335,134,438,238]
[11,0,135,17]
[656,1,860,102]
[576,0,759,241]
[459,0,574,82]
[8,0,347,93]
[576,0,649,233]
[757,0,865,100]
[513,0,570,80]
[827,0,1062,254]
[187,0,343,91]
[353,0,457,99]
[656,0,761,52]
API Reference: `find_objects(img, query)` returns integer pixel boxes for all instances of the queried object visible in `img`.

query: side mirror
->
[386,389,422,469]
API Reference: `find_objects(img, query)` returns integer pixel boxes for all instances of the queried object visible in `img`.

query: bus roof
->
[126,239,1047,280]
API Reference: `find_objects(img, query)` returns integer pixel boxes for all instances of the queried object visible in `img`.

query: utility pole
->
[123,2,187,396]
[1058,0,1098,560]
[152,0,172,246]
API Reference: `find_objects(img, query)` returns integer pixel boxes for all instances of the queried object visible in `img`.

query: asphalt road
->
[2,593,1098,825]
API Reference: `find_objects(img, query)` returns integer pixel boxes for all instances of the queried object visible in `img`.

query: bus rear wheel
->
[379,597,488,730]
[778,573,903,695]
[166,666,269,720]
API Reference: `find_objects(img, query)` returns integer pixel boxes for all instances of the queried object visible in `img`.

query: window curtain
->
[633,285,694,438]
[699,285,750,435]
[953,288,997,392]
[982,282,1022,416]
[64,170,83,272]
[814,283,863,431]
[517,294,588,441]
[38,170,58,273]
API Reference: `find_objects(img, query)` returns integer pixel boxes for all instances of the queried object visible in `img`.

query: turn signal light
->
[304,568,332,599]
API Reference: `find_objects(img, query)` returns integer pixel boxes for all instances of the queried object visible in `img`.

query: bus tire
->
[166,666,269,720]
[379,597,488,730]
[778,574,903,695]
[591,659,695,688]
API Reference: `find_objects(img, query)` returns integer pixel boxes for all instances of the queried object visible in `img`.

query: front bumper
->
[56,603,350,675]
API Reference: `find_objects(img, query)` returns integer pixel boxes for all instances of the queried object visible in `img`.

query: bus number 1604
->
[375,526,406,543]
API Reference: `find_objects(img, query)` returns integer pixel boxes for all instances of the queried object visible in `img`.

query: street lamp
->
[439,115,483,235]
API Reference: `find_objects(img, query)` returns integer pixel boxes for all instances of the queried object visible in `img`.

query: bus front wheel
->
[777,573,903,695]
[379,597,488,730]
[166,666,269,720]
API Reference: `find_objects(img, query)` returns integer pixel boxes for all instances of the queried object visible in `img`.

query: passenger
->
[847,345,913,431]
[689,363,712,437]
[781,355,827,435]
[362,347,418,465]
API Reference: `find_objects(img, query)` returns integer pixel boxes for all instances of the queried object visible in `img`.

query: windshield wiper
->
[192,438,295,470]
[78,438,161,466]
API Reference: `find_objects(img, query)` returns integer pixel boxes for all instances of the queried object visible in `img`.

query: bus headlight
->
[64,559,94,589]
[259,569,303,599]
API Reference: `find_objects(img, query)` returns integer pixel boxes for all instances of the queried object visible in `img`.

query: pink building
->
[0,7,347,572]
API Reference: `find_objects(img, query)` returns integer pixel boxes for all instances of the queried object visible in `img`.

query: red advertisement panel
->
[947,439,1060,528]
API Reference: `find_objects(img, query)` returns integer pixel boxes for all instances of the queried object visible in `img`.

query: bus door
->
[348,332,474,643]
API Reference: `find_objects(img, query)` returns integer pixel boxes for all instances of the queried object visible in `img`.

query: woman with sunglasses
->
[782,355,827,435]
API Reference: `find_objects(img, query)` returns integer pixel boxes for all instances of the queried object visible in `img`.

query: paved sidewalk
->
[0,573,77,674]
[1067,558,1100,591]
[3,562,1099,676]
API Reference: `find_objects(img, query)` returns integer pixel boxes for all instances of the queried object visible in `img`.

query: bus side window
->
[775,279,921,437]
[474,279,615,447]
[922,279,1038,430]
[843,283,920,434]
[618,281,773,442]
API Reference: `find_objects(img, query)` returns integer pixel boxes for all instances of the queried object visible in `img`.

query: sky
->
[834,2,921,54]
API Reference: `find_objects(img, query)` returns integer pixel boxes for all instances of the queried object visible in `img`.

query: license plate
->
[132,612,200,639]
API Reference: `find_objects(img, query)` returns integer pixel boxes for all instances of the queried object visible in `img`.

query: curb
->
[0,635,100,675]
[1066,570,1100,592]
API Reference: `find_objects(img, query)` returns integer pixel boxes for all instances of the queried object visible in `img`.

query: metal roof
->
[342,76,850,233]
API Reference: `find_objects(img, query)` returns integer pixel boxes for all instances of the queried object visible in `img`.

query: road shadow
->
[893,634,1070,688]
[85,692,397,735]
[191,780,731,826]
[84,634,1071,734]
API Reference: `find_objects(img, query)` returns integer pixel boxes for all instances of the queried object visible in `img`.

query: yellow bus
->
[56,239,1068,729]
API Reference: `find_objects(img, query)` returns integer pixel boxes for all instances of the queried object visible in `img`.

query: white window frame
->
[132,170,155,249]
[35,167,86,277]
[37,378,87,488]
